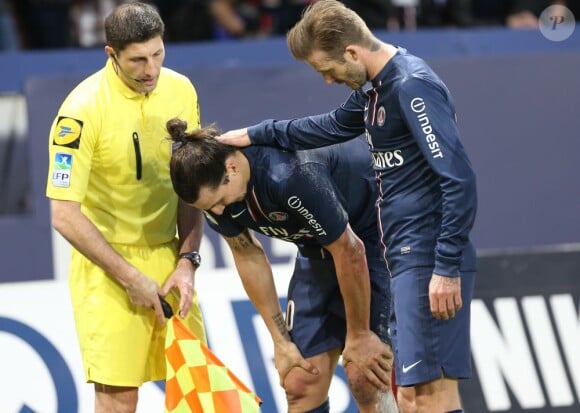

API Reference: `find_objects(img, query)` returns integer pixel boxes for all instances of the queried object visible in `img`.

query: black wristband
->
[179,251,201,268]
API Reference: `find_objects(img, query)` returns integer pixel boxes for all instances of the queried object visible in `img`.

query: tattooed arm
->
[223,229,319,384]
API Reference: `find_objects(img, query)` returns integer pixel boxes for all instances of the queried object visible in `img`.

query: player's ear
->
[104,45,114,59]
[224,160,238,175]
[344,45,359,62]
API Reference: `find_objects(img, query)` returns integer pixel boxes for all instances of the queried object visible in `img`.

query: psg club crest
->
[377,106,386,127]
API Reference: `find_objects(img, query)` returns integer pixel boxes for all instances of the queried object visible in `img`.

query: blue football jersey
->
[205,137,378,249]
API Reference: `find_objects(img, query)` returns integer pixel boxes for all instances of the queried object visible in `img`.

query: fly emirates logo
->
[410,97,444,159]
[366,130,404,169]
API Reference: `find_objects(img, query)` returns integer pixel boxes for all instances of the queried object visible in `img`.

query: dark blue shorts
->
[287,239,390,358]
[390,267,476,386]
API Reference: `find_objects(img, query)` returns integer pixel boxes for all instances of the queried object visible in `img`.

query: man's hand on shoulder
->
[215,128,251,147]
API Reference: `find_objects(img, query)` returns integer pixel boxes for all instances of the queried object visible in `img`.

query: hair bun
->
[167,118,188,143]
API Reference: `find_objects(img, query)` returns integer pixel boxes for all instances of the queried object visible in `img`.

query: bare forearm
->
[225,232,290,344]
[50,199,137,287]
[335,255,371,333]
[177,200,204,253]
[326,230,371,335]
[239,258,290,343]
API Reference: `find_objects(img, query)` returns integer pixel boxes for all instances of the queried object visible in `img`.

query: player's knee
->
[283,368,323,407]
[94,384,138,413]
[344,361,379,405]
[284,372,309,401]
[397,386,417,413]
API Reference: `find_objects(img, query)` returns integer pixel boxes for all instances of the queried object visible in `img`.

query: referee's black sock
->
[305,399,329,413]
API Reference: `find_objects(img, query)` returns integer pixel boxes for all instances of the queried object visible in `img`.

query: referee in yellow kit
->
[45,3,206,412]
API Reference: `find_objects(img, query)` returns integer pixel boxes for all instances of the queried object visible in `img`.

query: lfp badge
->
[52,153,73,188]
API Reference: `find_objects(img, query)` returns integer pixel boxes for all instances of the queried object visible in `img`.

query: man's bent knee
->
[397,377,461,413]
[284,368,329,412]
[344,361,378,404]
[397,386,416,413]
[344,360,399,412]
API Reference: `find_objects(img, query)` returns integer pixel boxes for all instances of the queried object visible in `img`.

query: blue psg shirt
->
[205,137,378,249]
[248,47,477,277]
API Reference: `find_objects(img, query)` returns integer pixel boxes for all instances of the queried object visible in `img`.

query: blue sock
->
[305,399,329,413]
[446,410,463,413]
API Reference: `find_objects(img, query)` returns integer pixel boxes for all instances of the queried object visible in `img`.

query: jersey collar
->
[371,46,404,88]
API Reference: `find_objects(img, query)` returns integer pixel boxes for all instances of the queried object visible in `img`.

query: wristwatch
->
[179,251,201,268]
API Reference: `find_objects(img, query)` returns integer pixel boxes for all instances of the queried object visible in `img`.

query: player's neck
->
[235,151,252,185]
[366,43,397,80]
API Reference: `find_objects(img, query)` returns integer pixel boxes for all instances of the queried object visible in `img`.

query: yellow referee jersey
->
[46,59,200,246]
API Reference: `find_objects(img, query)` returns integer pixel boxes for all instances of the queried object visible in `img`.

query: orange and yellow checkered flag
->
[165,316,262,413]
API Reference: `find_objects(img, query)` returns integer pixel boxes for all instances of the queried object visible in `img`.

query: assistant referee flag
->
[165,316,262,412]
